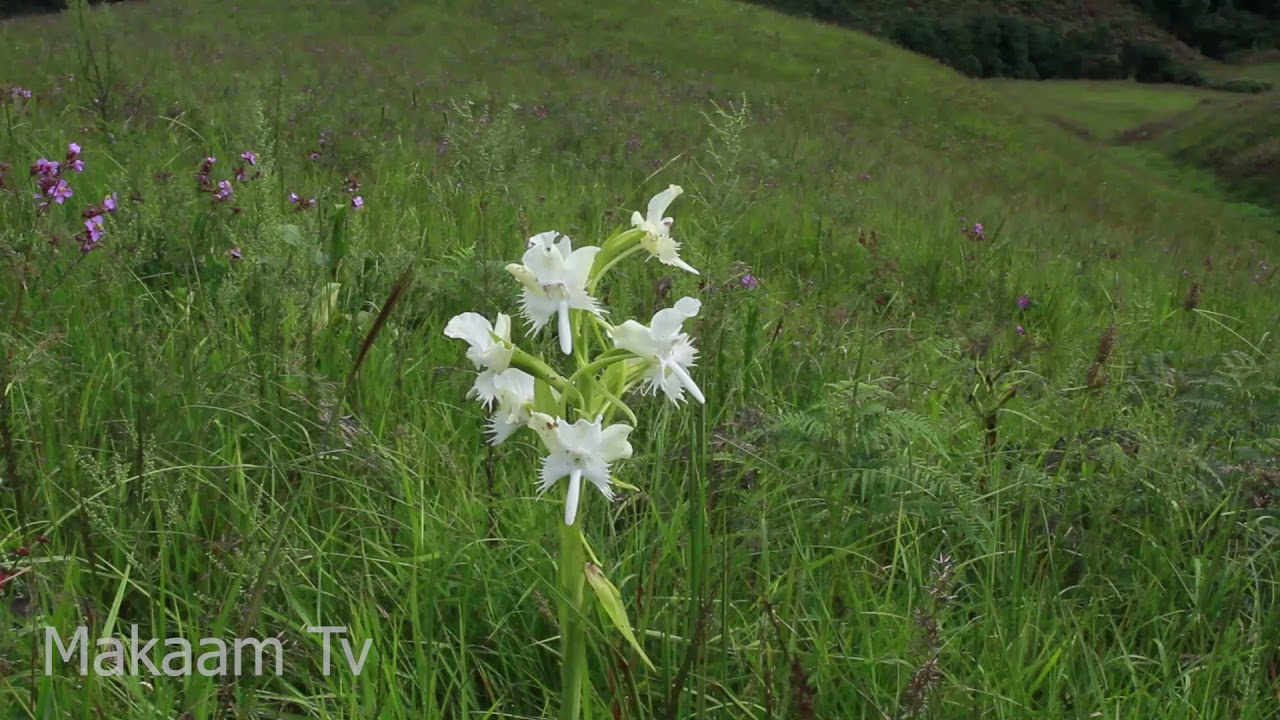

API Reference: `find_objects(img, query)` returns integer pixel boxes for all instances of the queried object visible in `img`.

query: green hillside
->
[993,56,1280,215]
[746,0,1280,85]
[0,1,1278,718]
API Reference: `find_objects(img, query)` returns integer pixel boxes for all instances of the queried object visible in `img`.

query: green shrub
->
[1026,24,1078,79]
[995,15,1038,78]
[1206,78,1275,93]
[892,18,945,59]
[747,0,1233,88]
[969,14,1006,77]
[1120,40,1206,84]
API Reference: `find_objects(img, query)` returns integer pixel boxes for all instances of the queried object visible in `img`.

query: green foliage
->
[1,0,1279,717]
[1133,0,1280,59]
[1206,77,1276,93]
[891,14,1170,82]
[1122,39,1207,83]
[0,0,125,20]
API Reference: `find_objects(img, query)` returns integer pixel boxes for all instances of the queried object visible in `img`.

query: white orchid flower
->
[486,369,538,446]
[444,312,515,407]
[630,185,698,275]
[505,231,603,355]
[528,412,634,526]
[609,296,705,405]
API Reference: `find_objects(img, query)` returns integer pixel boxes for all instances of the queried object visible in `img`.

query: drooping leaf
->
[584,562,654,671]
[310,282,343,331]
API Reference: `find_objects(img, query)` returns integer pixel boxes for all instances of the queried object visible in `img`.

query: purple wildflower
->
[307,151,320,161]
[213,180,233,202]
[50,180,73,204]
[66,143,81,159]
[1015,325,1026,336]
[351,195,364,210]
[240,151,257,166]
[1017,295,1031,311]
[102,193,117,212]
[229,248,243,260]
[31,158,59,177]
[742,274,759,291]
[84,215,105,243]
[288,192,300,204]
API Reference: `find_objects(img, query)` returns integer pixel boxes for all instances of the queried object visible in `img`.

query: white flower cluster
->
[445,186,704,525]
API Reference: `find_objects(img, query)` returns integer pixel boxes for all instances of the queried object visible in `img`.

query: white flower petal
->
[649,296,700,341]
[564,246,601,284]
[518,289,560,331]
[445,311,513,373]
[610,320,663,357]
[469,369,500,408]
[582,459,614,502]
[645,185,683,229]
[598,423,634,462]
[554,233,575,258]
[669,361,706,405]
[486,369,535,445]
[564,470,583,525]
[529,412,563,452]
[557,301,573,355]
[487,413,523,445]
[539,454,575,494]
[444,312,494,352]
[528,230,562,250]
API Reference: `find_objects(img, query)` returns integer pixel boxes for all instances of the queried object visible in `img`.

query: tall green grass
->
[0,0,1277,718]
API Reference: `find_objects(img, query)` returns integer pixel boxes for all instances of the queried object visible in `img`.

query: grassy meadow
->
[1,0,1279,718]
[994,57,1280,220]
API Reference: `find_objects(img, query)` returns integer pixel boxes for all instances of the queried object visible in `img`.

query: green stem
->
[567,351,630,388]
[588,243,645,295]
[510,347,584,407]
[558,521,588,720]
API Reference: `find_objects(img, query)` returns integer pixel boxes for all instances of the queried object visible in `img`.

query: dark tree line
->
[1,0,127,20]
[744,0,1280,86]
[1133,0,1280,57]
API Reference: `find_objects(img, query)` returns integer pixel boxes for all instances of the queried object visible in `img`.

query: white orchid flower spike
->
[528,412,634,526]
[631,185,698,275]
[609,296,705,405]
[506,231,603,355]
[443,312,514,407]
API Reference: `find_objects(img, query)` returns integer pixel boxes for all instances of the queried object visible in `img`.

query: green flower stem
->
[510,347,584,407]
[558,520,589,720]
[588,241,644,294]
[566,351,630,388]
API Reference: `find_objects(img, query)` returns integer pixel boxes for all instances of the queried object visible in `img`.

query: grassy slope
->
[1143,84,1280,210]
[994,59,1280,215]
[0,1,1278,719]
